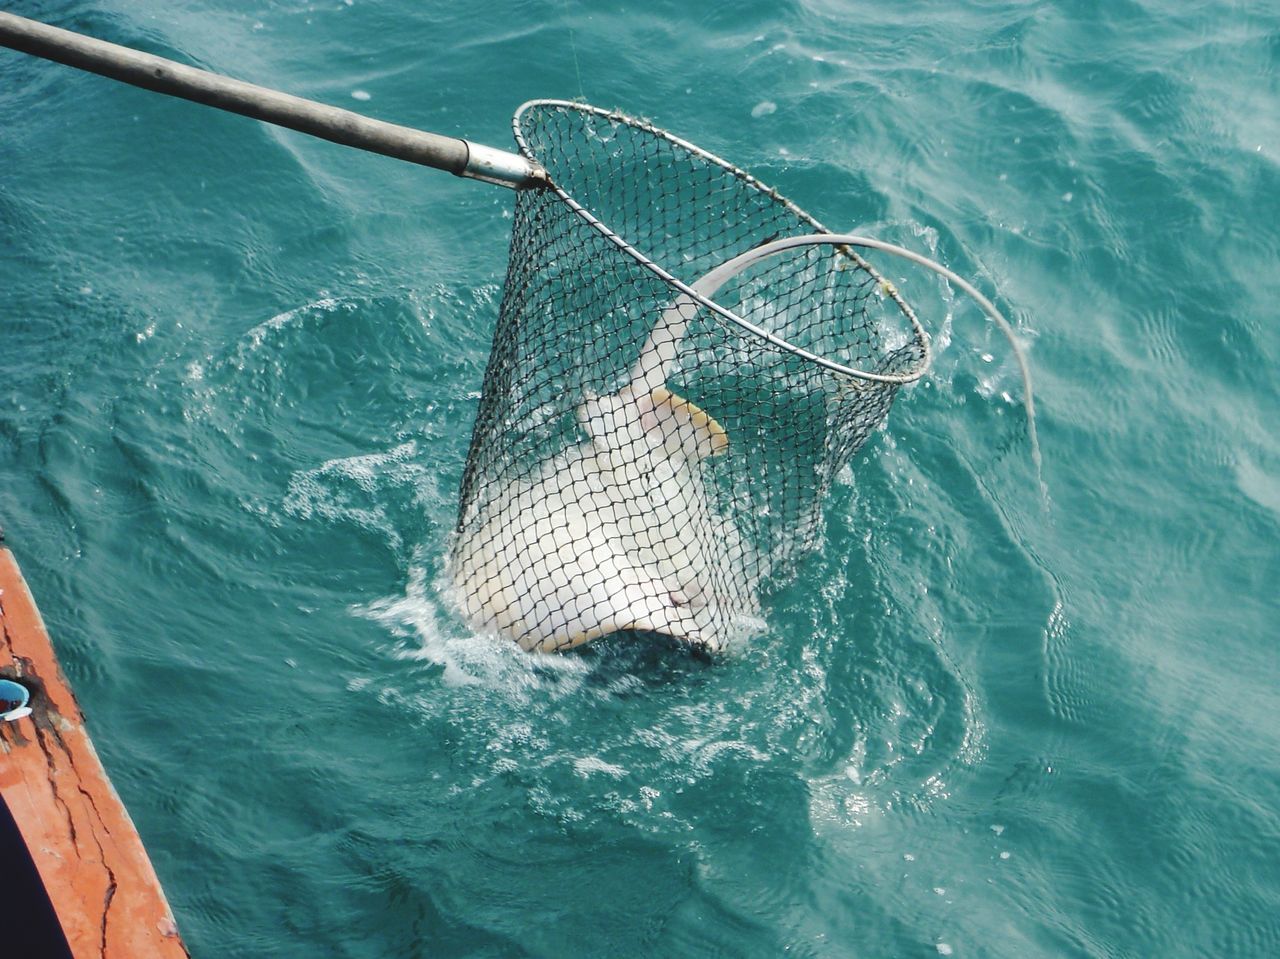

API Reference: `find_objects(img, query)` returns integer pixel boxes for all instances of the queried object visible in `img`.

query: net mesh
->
[449,101,928,653]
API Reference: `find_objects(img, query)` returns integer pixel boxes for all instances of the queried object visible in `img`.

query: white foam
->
[283,442,427,551]
[242,296,341,355]
[573,757,628,779]
[357,559,592,696]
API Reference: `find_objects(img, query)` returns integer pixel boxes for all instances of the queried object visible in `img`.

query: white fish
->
[451,245,776,652]
[450,383,754,651]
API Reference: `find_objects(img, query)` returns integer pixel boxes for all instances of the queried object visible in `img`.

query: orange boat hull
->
[0,545,189,958]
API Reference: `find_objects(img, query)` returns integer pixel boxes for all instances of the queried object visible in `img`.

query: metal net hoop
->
[511,99,932,384]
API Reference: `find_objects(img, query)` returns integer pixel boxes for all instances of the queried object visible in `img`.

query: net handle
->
[0,12,546,188]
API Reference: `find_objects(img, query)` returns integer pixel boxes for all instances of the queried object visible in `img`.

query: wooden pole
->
[0,11,544,188]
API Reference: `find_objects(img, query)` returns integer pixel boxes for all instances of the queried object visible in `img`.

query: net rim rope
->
[512,99,935,386]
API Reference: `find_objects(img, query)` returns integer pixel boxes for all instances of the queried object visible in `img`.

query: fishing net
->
[449,100,932,653]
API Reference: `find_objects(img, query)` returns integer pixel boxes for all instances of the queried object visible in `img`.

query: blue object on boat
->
[0,679,31,721]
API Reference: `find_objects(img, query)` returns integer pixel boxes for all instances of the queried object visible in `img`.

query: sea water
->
[1,1,1277,955]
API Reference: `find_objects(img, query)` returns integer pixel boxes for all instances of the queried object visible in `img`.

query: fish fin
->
[644,386,729,459]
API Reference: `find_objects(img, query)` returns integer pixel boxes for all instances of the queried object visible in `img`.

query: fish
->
[451,244,774,652]
[450,382,754,651]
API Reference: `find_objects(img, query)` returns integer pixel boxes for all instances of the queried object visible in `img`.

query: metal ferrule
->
[461,140,547,189]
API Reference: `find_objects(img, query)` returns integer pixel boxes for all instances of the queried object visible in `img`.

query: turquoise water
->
[2,0,1278,955]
